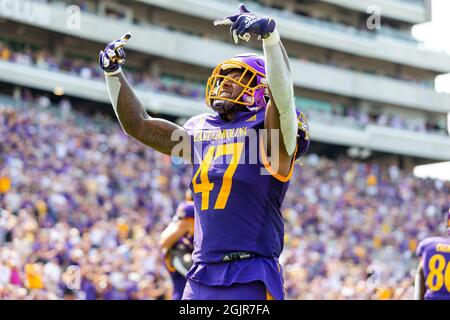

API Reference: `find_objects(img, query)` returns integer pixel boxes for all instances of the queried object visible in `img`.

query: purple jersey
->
[417,236,450,300]
[172,201,195,252]
[182,107,309,300]
[174,201,195,220]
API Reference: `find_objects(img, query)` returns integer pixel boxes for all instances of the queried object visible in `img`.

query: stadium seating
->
[1,102,448,299]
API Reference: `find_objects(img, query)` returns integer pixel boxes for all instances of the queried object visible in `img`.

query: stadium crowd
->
[0,40,445,135]
[0,32,433,89]
[303,105,447,135]
[0,40,204,99]
[0,97,449,300]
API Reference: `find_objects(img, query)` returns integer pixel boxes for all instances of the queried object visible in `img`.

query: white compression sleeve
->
[105,70,129,135]
[414,267,424,300]
[263,29,298,156]
[414,271,421,300]
[105,71,122,118]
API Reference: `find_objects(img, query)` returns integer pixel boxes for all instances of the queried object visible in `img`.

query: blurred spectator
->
[0,39,442,135]
[0,101,449,300]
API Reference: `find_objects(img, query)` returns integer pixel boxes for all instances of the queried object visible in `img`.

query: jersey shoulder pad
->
[183,113,214,132]
[417,237,440,257]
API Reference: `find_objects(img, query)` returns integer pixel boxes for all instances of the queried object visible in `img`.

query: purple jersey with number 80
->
[417,237,450,300]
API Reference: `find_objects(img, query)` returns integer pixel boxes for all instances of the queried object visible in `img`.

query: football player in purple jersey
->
[100,4,310,300]
[159,191,195,300]
[415,209,450,300]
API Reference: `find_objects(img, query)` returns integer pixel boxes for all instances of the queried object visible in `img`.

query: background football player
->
[415,208,450,300]
[159,190,195,300]
[100,4,310,300]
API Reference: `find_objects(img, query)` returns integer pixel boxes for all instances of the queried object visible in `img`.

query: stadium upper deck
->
[0,0,449,161]
[318,0,430,24]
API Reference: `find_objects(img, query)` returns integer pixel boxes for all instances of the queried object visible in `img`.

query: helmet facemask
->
[206,58,268,115]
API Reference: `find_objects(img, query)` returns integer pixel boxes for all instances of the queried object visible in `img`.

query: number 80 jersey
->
[417,236,450,300]
[183,107,309,264]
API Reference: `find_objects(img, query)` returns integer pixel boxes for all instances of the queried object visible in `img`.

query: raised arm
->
[214,5,301,175]
[159,218,193,256]
[99,33,190,158]
[105,72,187,156]
[262,29,298,157]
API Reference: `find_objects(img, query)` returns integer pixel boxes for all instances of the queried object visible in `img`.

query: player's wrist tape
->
[262,29,280,46]
[104,67,122,77]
